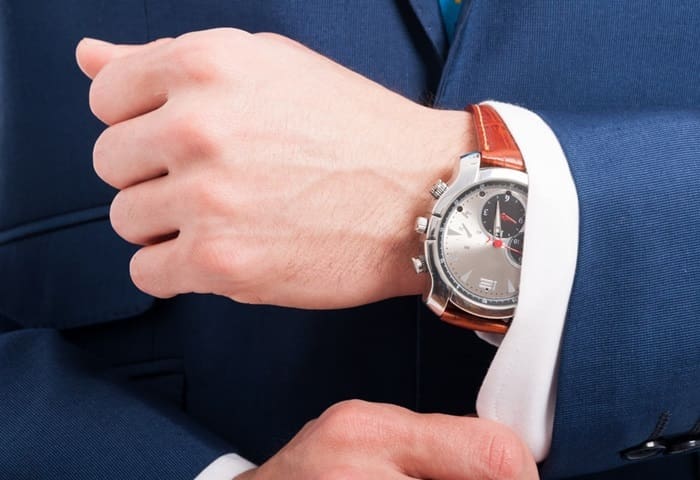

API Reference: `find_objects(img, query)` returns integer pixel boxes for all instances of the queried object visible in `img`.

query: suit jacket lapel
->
[406,0,448,60]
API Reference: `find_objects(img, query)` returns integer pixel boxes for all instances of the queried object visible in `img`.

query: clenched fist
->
[76,29,474,308]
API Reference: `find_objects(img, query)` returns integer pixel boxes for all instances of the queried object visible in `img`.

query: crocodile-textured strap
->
[467,104,526,172]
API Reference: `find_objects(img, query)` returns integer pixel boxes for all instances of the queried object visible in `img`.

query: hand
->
[75,29,475,308]
[500,212,518,225]
[234,400,538,480]
[493,200,502,239]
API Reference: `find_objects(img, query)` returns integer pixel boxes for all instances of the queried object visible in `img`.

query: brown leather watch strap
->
[441,305,510,335]
[467,104,526,172]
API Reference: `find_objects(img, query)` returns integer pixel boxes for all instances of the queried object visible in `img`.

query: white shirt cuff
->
[475,101,579,463]
[194,453,256,480]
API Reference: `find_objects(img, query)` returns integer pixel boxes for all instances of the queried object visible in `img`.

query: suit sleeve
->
[0,327,234,479]
[534,109,700,478]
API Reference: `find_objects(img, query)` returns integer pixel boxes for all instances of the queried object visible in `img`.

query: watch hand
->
[500,212,518,224]
[494,200,502,237]
[491,239,522,255]
[502,244,522,255]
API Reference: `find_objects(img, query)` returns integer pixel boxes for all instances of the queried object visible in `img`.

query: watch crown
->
[414,216,428,234]
[430,180,448,199]
[411,255,427,274]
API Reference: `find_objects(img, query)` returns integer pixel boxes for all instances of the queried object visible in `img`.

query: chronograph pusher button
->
[415,216,428,234]
[411,255,427,274]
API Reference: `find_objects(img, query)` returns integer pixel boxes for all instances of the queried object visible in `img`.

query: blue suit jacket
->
[1,1,698,478]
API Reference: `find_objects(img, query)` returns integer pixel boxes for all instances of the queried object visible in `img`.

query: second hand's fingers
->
[398,414,538,480]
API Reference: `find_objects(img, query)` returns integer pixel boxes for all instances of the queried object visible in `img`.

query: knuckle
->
[167,114,220,160]
[321,399,368,422]
[477,429,527,480]
[169,36,224,84]
[317,400,374,441]
[299,418,317,434]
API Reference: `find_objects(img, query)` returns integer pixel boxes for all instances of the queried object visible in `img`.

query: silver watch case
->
[422,152,529,319]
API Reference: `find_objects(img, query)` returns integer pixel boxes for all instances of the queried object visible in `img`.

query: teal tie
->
[438,0,464,44]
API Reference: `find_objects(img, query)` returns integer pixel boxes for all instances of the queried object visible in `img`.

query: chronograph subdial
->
[505,231,524,266]
[481,192,525,239]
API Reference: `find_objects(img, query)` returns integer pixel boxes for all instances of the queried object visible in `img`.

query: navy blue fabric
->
[537,110,700,478]
[0,329,229,479]
[0,1,699,479]
[0,215,153,329]
[433,1,700,111]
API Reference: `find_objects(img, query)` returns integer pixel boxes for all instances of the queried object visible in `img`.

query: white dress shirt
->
[195,102,579,479]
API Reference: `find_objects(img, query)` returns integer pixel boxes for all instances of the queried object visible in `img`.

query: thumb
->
[75,37,172,79]
[403,415,540,480]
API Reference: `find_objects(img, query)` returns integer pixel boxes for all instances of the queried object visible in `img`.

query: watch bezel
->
[422,152,529,319]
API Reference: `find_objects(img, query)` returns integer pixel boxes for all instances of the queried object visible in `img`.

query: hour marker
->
[479,278,497,291]
[460,270,473,283]
[507,280,515,293]
[448,222,472,238]
[458,223,472,237]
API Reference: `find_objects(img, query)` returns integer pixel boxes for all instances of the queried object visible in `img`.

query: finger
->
[110,175,182,245]
[93,108,172,189]
[76,37,173,80]
[86,39,175,125]
[129,238,184,298]
[399,415,538,480]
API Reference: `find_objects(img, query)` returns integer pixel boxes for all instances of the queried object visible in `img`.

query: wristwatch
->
[411,104,528,334]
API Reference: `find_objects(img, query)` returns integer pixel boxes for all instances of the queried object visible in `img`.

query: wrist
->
[386,107,477,298]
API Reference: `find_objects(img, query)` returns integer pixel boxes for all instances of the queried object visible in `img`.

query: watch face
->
[437,180,527,310]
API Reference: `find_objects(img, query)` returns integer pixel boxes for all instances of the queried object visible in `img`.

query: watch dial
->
[481,192,525,239]
[437,181,527,309]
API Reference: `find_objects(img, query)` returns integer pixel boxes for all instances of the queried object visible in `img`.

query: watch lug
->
[422,239,451,316]
[454,152,481,185]
[424,285,450,317]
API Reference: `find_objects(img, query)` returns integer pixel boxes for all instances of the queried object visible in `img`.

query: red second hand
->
[500,212,518,224]
[491,237,522,255]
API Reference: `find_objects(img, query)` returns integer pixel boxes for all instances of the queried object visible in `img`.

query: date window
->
[479,278,497,291]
